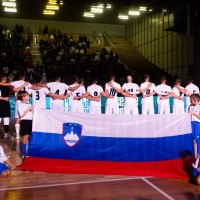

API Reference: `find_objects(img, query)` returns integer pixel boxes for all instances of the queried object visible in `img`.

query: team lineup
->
[0,73,200,179]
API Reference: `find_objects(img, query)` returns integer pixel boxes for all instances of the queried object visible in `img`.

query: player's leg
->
[105,103,111,114]
[132,103,139,115]
[158,103,164,114]
[148,103,154,115]
[15,101,20,140]
[142,103,148,115]
[164,102,170,114]
[124,104,131,115]
[113,103,119,115]
[77,104,84,113]
[3,117,10,139]
[173,105,178,114]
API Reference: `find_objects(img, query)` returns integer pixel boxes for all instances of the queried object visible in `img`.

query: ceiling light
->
[149,8,153,12]
[60,1,63,5]
[106,4,111,9]
[4,7,17,12]
[118,15,129,20]
[91,7,103,13]
[128,11,140,16]
[43,10,55,15]
[83,12,95,18]
[46,4,59,10]
[2,2,16,7]
[139,6,147,11]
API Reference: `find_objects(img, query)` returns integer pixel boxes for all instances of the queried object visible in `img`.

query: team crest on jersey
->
[63,123,82,147]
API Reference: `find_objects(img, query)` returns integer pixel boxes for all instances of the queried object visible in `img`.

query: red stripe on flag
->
[17,156,193,179]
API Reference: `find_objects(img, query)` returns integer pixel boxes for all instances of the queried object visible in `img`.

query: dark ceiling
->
[0,0,193,24]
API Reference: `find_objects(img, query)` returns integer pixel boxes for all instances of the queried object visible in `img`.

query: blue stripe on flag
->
[28,131,193,162]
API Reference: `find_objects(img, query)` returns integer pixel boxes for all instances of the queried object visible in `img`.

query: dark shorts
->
[0,163,9,175]
[20,120,33,136]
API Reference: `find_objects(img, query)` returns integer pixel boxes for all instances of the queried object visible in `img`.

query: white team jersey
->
[122,82,139,104]
[47,82,69,101]
[105,82,121,103]
[155,84,172,103]
[69,84,86,105]
[189,105,200,122]
[186,83,199,105]
[18,102,33,120]
[29,88,50,109]
[172,86,184,105]
[140,82,155,104]
[11,80,32,97]
[87,84,103,106]
[0,146,8,163]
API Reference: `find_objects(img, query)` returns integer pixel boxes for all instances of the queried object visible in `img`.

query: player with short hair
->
[186,77,199,111]
[105,74,122,115]
[0,73,32,140]
[0,74,11,139]
[172,79,187,113]
[139,74,156,115]
[28,75,65,109]
[121,75,140,115]
[69,75,88,113]
[155,76,172,114]
[86,78,109,114]
[40,74,80,111]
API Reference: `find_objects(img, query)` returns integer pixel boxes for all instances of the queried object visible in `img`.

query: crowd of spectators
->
[0,24,34,83]
[39,32,127,87]
[0,24,179,88]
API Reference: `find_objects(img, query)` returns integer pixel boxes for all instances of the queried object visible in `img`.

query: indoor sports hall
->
[1,0,200,199]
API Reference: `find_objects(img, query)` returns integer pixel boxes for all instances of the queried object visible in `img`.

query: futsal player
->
[139,74,156,115]
[121,75,140,115]
[28,75,65,109]
[186,77,199,111]
[155,76,172,114]
[105,74,122,115]
[0,73,32,140]
[86,78,110,114]
[172,79,187,113]
[40,74,81,111]
[69,75,88,113]
[0,74,11,139]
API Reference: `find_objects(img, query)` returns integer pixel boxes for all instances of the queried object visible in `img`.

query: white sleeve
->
[134,84,140,94]
[11,81,18,88]
[105,83,109,90]
[122,84,126,90]
[44,88,50,94]
[82,86,86,94]
[65,84,69,90]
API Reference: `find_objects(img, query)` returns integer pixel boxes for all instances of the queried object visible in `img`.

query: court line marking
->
[0,176,151,191]
[142,178,175,200]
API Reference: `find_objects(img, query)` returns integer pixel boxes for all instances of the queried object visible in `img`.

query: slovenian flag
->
[18,108,193,179]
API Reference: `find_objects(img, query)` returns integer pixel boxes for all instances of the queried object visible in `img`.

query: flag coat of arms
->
[18,108,193,179]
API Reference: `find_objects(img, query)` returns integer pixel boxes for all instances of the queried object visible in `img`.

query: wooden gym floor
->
[0,133,200,200]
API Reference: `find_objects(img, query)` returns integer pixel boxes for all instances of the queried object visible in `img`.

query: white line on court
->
[0,176,151,191]
[142,178,175,200]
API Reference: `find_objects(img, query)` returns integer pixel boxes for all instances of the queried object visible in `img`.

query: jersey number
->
[36,91,40,100]
[55,90,59,95]
[109,88,116,96]
[94,91,98,96]
[146,89,150,94]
